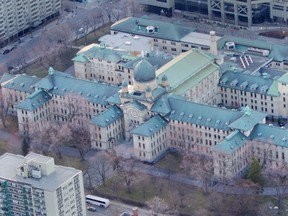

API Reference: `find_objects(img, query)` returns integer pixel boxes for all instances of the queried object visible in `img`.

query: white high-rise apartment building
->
[0,0,61,45]
[0,152,86,216]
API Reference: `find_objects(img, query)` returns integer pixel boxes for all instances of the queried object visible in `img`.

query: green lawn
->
[155,151,183,172]
[54,155,87,172]
[5,116,19,134]
[0,141,7,155]
[25,48,79,77]
[97,174,208,215]
[74,23,112,46]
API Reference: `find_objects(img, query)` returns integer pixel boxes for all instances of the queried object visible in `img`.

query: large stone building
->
[0,152,86,216]
[72,43,173,85]
[0,0,61,47]
[2,31,288,182]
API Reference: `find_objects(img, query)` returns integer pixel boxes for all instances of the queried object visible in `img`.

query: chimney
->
[132,207,138,216]
[210,31,217,56]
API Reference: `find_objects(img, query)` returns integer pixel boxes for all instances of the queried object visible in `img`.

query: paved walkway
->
[60,145,288,196]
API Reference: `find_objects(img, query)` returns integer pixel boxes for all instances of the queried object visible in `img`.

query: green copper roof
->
[72,55,88,63]
[166,98,263,131]
[217,36,270,50]
[151,94,184,115]
[278,72,288,84]
[214,130,247,154]
[106,92,121,105]
[217,36,288,62]
[131,101,147,111]
[16,89,52,111]
[228,107,266,131]
[249,124,288,147]
[134,59,156,83]
[3,74,40,93]
[32,71,120,105]
[0,73,16,84]
[124,86,166,104]
[76,43,129,62]
[90,105,123,127]
[131,114,168,137]
[111,17,195,42]
[167,97,241,131]
[219,70,280,97]
[156,50,218,94]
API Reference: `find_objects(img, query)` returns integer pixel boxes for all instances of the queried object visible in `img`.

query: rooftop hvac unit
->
[31,169,41,179]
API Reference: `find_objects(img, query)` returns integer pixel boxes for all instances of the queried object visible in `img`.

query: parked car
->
[87,206,97,212]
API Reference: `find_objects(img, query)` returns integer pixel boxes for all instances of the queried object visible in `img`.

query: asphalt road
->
[86,201,151,216]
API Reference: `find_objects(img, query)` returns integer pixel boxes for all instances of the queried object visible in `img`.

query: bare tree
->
[227,180,259,216]
[257,201,279,216]
[86,8,104,37]
[0,93,11,128]
[146,196,178,216]
[85,152,111,190]
[31,122,71,158]
[69,124,91,160]
[112,156,136,193]
[183,153,214,194]
[263,164,288,213]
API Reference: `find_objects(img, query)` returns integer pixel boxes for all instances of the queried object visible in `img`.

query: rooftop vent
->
[146,26,155,34]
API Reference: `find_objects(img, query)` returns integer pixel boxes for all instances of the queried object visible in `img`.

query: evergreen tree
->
[248,158,264,187]
[22,137,30,156]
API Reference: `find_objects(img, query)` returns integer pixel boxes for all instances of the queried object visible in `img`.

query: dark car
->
[87,206,97,212]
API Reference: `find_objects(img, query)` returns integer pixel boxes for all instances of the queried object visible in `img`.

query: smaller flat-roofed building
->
[111,16,221,55]
[0,152,86,216]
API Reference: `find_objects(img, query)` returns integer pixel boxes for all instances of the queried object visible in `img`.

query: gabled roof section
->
[3,74,40,93]
[16,89,52,111]
[76,43,130,62]
[111,17,195,42]
[0,73,16,84]
[71,55,88,63]
[218,70,280,96]
[228,107,266,131]
[90,105,123,127]
[106,92,121,105]
[156,50,218,94]
[213,130,247,154]
[131,114,168,137]
[278,72,288,84]
[151,94,184,115]
[249,124,288,147]
[131,101,147,111]
[167,97,242,131]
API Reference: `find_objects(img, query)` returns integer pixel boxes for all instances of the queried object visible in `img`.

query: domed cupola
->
[121,79,128,94]
[134,60,156,83]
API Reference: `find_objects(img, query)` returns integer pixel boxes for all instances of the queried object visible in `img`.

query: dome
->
[162,75,168,81]
[134,60,156,83]
[122,79,128,87]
